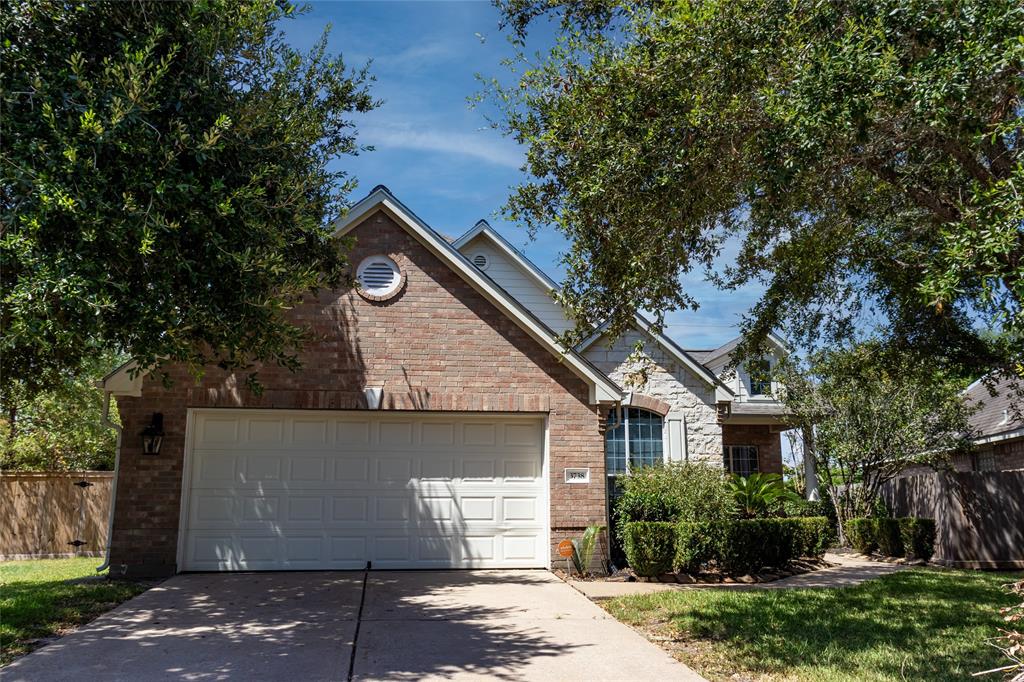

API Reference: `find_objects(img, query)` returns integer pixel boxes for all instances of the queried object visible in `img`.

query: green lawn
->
[604,568,1022,682]
[0,557,153,666]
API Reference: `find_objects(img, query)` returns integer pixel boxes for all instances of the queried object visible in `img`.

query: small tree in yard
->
[778,342,973,544]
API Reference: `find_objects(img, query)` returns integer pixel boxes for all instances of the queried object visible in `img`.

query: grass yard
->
[604,568,1023,682]
[0,557,153,666]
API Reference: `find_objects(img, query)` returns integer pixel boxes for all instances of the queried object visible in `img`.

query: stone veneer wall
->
[582,330,724,465]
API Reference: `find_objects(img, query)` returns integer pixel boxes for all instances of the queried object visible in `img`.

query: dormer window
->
[748,359,771,396]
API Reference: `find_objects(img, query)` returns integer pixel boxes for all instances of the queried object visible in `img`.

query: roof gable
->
[454,223,574,335]
[577,313,734,399]
[453,220,560,293]
[333,187,622,404]
[700,333,791,368]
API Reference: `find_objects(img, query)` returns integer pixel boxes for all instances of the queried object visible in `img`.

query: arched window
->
[605,408,664,476]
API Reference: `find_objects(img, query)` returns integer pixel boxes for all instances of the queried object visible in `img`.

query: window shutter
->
[664,414,687,462]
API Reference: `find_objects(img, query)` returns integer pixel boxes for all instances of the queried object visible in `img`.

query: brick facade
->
[721,423,784,475]
[109,210,607,576]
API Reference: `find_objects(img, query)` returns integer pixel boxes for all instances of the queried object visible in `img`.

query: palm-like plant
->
[570,525,605,576]
[729,473,801,518]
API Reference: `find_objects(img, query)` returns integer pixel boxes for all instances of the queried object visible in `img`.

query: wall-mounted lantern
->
[141,413,165,455]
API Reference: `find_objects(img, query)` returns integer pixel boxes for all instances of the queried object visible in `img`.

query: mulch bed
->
[554,557,837,585]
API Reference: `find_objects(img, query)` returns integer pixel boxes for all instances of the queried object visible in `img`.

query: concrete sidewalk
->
[570,553,906,600]
[3,570,706,681]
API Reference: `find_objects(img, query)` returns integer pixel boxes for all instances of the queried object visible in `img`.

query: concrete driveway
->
[3,570,703,681]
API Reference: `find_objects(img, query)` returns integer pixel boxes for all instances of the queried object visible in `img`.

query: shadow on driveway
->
[3,569,699,681]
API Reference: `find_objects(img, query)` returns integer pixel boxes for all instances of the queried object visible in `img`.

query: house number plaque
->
[564,468,590,484]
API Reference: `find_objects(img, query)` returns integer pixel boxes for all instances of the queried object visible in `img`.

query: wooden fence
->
[882,471,1024,569]
[0,471,113,559]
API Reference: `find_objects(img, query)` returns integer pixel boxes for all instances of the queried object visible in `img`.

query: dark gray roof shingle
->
[965,374,1023,439]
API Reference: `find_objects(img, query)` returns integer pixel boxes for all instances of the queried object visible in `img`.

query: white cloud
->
[373,41,459,70]
[362,124,524,169]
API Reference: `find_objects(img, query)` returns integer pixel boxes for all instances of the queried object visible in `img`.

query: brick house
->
[959,374,1024,471]
[101,186,789,577]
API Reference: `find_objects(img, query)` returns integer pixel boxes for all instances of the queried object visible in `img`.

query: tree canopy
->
[1,350,124,471]
[1,0,376,399]
[489,0,1023,378]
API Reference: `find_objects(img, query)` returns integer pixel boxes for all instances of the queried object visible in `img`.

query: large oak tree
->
[1,1,376,399]
[489,0,1023,378]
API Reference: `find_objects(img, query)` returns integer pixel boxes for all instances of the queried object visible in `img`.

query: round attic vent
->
[357,255,403,300]
[472,253,489,270]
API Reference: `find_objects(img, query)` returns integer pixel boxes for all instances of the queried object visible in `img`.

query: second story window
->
[747,359,772,396]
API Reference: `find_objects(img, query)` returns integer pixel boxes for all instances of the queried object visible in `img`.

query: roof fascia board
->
[99,360,144,397]
[334,191,622,404]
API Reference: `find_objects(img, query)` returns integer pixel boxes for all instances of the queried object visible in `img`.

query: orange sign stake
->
[558,539,575,575]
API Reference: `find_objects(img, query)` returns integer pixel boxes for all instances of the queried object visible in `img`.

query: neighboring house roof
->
[700,333,791,367]
[576,313,735,399]
[964,373,1024,442]
[333,186,623,405]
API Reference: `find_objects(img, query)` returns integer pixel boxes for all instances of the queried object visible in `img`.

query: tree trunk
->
[803,426,819,501]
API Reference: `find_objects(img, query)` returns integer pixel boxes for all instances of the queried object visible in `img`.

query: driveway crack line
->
[346,563,370,682]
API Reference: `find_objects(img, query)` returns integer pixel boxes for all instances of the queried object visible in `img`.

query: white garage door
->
[180,410,548,571]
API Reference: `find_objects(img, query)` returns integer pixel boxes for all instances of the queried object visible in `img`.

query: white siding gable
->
[458,234,574,334]
[706,350,782,402]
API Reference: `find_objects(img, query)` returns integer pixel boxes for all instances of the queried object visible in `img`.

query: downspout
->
[96,390,122,573]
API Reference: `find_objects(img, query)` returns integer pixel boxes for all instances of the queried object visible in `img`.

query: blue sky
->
[285,1,765,350]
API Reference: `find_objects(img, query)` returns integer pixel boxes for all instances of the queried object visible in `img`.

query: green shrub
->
[614,463,736,539]
[718,519,785,574]
[845,518,877,554]
[784,491,838,526]
[791,517,833,558]
[623,521,677,577]
[674,517,831,576]
[845,517,935,560]
[898,518,936,561]
[570,525,605,576]
[872,518,904,557]
[676,521,720,574]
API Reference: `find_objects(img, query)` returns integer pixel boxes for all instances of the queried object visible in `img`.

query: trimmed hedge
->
[845,518,877,554]
[899,518,936,561]
[843,517,935,560]
[625,517,833,577]
[622,521,677,577]
[874,518,903,556]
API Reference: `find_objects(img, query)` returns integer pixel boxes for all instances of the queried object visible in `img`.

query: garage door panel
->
[183,411,546,570]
